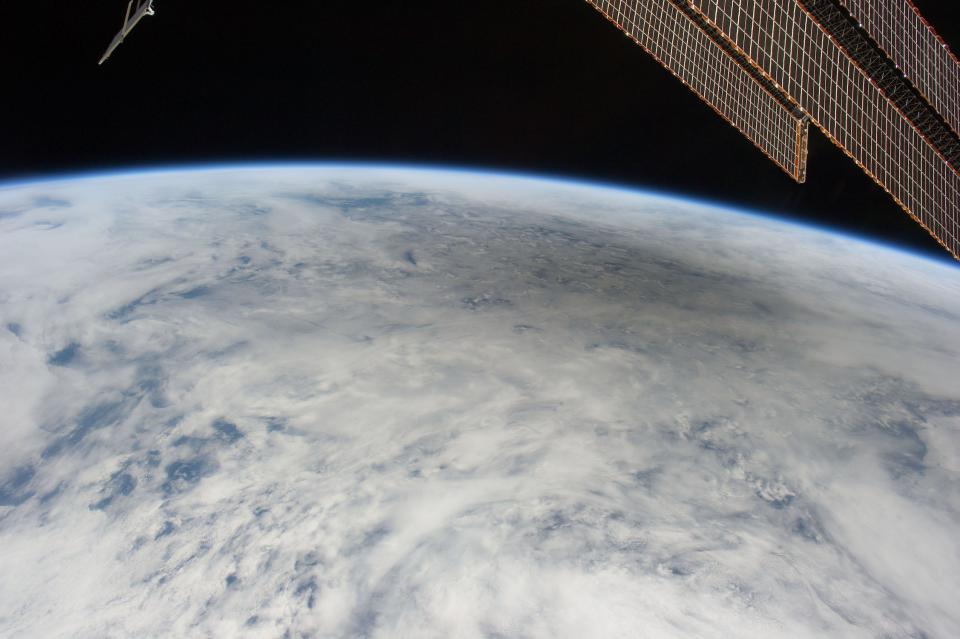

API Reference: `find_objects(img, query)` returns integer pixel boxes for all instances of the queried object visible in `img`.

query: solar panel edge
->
[904,0,960,65]
[584,0,810,183]
[676,0,816,181]
[809,112,960,261]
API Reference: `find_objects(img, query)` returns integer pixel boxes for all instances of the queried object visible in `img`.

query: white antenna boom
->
[99,0,155,65]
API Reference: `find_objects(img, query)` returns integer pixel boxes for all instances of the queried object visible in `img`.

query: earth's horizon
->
[1,165,958,638]
[5,162,957,268]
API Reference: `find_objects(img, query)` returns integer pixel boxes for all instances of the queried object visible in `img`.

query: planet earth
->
[0,165,958,638]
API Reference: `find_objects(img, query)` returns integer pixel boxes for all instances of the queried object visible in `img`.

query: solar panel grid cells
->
[585,0,809,182]
[837,0,960,138]
[688,0,959,259]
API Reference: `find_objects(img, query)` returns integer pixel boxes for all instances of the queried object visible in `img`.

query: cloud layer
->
[0,167,958,638]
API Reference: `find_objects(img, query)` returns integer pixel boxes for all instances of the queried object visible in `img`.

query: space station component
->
[99,0,155,65]
[587,0,960,260]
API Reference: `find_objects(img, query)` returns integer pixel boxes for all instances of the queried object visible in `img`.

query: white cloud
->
[0,167,958,637]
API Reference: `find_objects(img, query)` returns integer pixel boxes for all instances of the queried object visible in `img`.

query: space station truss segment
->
[586,0,810,183]
[834,0,960,138]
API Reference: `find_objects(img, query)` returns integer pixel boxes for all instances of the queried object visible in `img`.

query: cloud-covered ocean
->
[1,167,958,638]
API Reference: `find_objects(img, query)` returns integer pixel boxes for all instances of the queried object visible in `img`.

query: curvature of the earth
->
[0,165,958,638]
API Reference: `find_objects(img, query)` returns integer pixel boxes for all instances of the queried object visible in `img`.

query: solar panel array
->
[799,0,960,173]
[688,0,959,258]
[836,0,960,137]
[586,0,809,182]
[584,0,960,259]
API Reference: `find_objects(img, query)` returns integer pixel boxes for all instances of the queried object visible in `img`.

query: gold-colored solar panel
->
[586,0,810,183]
[586,0,959,258]
[686,0,959,259]
[836,0,960,138]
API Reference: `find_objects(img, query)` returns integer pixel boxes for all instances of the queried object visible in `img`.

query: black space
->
[2,1,958,262]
